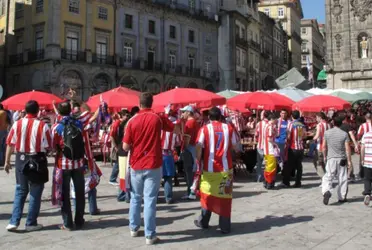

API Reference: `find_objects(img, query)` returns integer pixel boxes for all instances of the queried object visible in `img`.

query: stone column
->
[45,0,61,59]
[86,0,93,63]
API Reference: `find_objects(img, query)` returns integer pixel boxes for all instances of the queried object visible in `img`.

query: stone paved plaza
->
[0,155,371,250]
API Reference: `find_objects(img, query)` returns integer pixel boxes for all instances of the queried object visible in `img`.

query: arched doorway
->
[143,78,161,94]
[91,74,110,95]
[204,84,215,92]
[56,70,83,99]
[120,75,140,91]
[186,82,198,88]
[166,79,179,91]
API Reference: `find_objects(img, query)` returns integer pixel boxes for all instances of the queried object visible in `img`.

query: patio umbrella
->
[2,90,63,110]
[293,95,351,112]
[227,92,293,111]
[330,91,358,103]
[277,87,314,102]
[86,87,140,110]
[153,88,226,111]
[353,92,372,101]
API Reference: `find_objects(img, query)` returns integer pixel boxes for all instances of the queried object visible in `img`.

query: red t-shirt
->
[123,109,174,170]
[184,118,200,146]
[109,120,121,139]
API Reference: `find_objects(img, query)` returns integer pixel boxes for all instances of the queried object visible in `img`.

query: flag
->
[119,155,130,192]
[199,170,233,218]
[306,56,313,82]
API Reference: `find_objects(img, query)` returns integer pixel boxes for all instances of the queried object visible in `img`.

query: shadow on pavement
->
[157,214,314,243]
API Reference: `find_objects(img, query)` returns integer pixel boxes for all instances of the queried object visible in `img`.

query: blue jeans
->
[256,149,264,182]
[9,178,44,226]
[198,208,231,233]
[186,145,197,172]
[130,167,162,238]
[163,176,173,202]
[62,168,85,228]
[0,130,8,166]
[109,162,119,182]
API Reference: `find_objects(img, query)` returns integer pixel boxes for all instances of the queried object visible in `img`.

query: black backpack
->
[61,119,85,160]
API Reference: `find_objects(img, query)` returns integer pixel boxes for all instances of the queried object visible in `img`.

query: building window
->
[148,20,155,34]
[205,33,211,45]
[189,0,195,10]
[68,0,79,14]
[98,7,108,20]
[36,0,43,13]
[125,14,133,29]
[236,49,240,66]
[15,3,24,19]
[241,27,246,39]
[301,27,307,34]
[96,36,108,63]
[123,43,133,63]
[301,42,307,52]
[188,30,195,43]
[35,31,43,51]
[169,50,176,69]
[16,36,23,54]
[242,50,246,67]
[66,31,78,60]
[169,25,176,39]
[0,0,5,16]
[264,8,270,17]
[278,7,284,18]
[255,55,259,69]
[205,57,211,74]
[13,74,20,90]
[188,54,195,70]
[302,55,307,61]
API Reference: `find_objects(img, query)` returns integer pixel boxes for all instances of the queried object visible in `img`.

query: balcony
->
[261,49,271,59]
[291,31,302,44]
[9,54,23,65]
[186,67,201,77]
[28,50,44,61]
[250,40,260,51]
[120,58,141,69]
[92,53,115,65]
[166,64,182,74]
[236,35,248,48]
[144,61,163,72]
[61,49,86,62]
[302,48,310,54]
[203,70,219,80]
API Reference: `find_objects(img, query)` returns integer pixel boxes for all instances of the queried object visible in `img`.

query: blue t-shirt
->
[276,119,288,144]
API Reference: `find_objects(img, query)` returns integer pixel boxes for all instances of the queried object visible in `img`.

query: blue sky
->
[302,0,325,24]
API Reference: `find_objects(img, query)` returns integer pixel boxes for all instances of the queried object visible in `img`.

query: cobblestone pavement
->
[0,155,371,250]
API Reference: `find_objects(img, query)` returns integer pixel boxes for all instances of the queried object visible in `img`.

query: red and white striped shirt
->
[6,114,52,153]
[161,130,177,151]
[316,121,331,150]
[358,121,372,140]
[263,122,276,155]
[52,112,93,170]
[197,121,238,172]
[288,120,306,150]
[362,131,372,168]
[255,119,268,150]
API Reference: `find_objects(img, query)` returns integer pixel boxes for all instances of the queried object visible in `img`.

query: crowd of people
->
[1,89,372,245]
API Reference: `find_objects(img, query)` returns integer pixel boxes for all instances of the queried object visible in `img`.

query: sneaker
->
[188,194,196,200]
[6,224,18,231]
[323,191,332,205]
[364,195,371,206]
[130,229,139,237]
[25,224,43,232]
[146,236,160,245]
[109,181,119,186]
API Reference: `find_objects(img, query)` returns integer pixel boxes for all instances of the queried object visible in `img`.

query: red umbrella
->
[86,87,140,110]
[292,95,351,112]
[227,92,293,111]
[2,90,63,110]
[153,88,226,112]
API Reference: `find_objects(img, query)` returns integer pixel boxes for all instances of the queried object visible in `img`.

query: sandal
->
[59,225,72,231]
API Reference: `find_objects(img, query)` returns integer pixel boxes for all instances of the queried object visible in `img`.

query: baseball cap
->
[180,105,194,113]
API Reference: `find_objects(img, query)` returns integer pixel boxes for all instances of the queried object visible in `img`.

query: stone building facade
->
[326,0,372,89]
[3,0,219,100]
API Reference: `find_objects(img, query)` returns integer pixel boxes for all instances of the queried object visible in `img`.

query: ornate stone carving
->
[335,34,342,51]
[332,0,343,23]
[350,0,372,22]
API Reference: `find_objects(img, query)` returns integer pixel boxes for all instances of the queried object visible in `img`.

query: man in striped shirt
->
[254,111,269,182]
[312,112,330,178]
[357,112,372,179]
[361,131,372,206]
[161,116,181,204]
[282,110,306,188]
[52,102,85,230]
[5,100,51,232]
[263,113,278,189]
